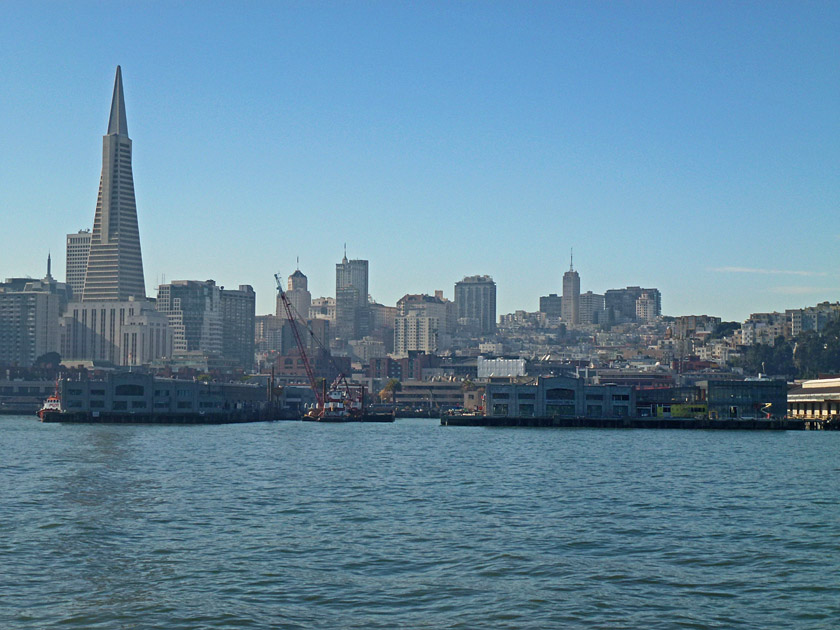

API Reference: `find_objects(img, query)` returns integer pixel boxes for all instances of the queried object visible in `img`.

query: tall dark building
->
[604,286,662,322]
[454,275,496,335]
[539,294,563,318]
[82,66,146,301]
[221,285,256,370]
[335,253,369,340]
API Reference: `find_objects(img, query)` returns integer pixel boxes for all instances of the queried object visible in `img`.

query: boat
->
[275,272,394,423]
[38,380,62,420]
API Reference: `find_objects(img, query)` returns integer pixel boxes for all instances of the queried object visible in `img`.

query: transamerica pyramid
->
[81,66,146,301]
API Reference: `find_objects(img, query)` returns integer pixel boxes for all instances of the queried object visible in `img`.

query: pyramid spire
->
[82,66,145,301]
[107,66,129,137]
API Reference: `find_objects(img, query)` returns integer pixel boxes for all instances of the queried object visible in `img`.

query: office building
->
[539,294,563,319]
[62,298,171,366]
[579,291,605,325]
[221,285,256,370]
[605,287,662,322]
[335,253,369,340]
[60,68,171,366]
[0,276,61,367]
[454,275,496,335]
[561,255,580,326]
[156,280,223,357]
[636,292,659,323]
[309,297,335,322]
[278,268,311,321]
[65,230,91,300]
[81,66,146,301]
[156,280,255,368]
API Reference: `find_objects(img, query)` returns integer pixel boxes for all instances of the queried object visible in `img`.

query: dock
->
[440,415,807,430]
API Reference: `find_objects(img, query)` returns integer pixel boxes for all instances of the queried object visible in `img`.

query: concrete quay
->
[39,408,299,424]
[440,415,807,430]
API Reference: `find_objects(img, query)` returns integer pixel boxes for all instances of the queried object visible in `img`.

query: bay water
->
[1,416,838,628]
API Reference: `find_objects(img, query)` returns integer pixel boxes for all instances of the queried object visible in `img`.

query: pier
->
[440,415,807,430]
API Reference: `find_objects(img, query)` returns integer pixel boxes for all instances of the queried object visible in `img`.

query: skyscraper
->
[65,229,91,300]
[278,268,311,321]
[221,285,256,370]
[561,253,580,326]
[579,291,605,325]
[454,275,496,335]
[62,67,171,367]
[335,252,369,340]
[82,66,146,301]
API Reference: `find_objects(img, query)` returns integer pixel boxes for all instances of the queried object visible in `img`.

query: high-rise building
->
[156,280,256,369]
[0,276,62,367]
[81,66,146,301]
[605,287,662,322]
[309,297,336,322]
[454,275,496,335]
[61,67,170,367]
[156,281,223,357]
[394,293,454,356]
[278,268,311,321]
[65,230,91,300]
[635,292,659,323]
[335,253,369,340]
[221,285,256,370]
[579,291,605,325]
[539,294,562,319]
[561,254,580,326]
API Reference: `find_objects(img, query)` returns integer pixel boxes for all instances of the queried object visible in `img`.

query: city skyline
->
[1,3,838,321]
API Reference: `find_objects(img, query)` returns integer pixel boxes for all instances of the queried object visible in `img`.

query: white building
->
[635,292,659,323]
[65,230,91,300]
[62,298,172,366]
[0,279,61,366]
[394,293,454,356]
[477,356,526,378]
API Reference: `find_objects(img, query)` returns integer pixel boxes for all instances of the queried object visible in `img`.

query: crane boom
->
[274,273,323,410]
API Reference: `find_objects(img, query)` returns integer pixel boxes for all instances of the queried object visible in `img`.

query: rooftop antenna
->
[570,248,574,271]
[296,256,299,271]
[46,251,52,279]
[343,243,348,263]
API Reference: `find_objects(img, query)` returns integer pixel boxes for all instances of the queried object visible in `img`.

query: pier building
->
[787,377,840,425]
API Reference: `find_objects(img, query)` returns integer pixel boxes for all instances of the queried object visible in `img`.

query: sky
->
[1,2,837,322]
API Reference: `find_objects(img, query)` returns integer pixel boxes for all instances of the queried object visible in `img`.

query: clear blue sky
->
[1,2,837,321]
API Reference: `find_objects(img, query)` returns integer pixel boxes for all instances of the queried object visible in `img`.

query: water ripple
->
[1,418,838,628]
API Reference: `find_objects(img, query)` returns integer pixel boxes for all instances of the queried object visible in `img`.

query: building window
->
[115,384,144,396]
[546,404,575,417]
[546,388,575,400]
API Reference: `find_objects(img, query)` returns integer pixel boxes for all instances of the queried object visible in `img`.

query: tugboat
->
[38,380,62,420]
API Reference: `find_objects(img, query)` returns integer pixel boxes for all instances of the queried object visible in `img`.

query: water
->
[1,417,838,629]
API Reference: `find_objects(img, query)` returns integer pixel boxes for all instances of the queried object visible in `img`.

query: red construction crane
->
[274,273,324,411]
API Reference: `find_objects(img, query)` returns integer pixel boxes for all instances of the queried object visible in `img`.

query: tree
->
[35,352,61,368]
[793,318,840,378]
[379,378,402,403]
[712,321,740,340]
